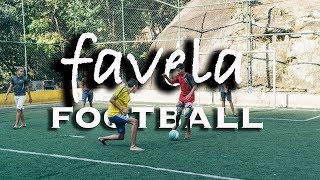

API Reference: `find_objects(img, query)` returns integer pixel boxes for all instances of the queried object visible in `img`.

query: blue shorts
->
[108,114,129,134]
[220,91,232,101]
[82,90,93,104]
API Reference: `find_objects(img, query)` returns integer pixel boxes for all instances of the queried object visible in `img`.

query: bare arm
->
[26,85,32,103]
[162,73,174,84]
[109,95,128,114]
[189,85,197,96]
[223,84,228,92]
[185,85,197,100]
[82,78,84,90]
[5,83,13,101]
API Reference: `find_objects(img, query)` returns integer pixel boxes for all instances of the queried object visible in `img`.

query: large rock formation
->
[151,0,320,93]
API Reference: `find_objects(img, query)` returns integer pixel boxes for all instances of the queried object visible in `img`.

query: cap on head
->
[175,63,185,69]
[127,78,139,88]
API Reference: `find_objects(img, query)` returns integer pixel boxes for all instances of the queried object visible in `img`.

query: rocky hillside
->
[151,0,320,93]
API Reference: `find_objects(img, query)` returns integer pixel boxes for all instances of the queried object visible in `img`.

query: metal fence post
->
[21,0,28,79]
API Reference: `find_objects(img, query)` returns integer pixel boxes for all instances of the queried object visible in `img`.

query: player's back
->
[108,85,130,117]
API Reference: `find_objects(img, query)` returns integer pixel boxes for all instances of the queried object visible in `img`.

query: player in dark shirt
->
[162,63,197,139]
[5,67,32,129]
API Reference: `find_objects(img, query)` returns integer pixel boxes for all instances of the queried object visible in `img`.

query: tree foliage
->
[0,0,190,84]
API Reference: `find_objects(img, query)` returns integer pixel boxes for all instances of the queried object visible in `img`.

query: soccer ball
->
[169,130,179,141]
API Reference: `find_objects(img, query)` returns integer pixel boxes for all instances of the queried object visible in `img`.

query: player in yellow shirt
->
[98,78,144,151]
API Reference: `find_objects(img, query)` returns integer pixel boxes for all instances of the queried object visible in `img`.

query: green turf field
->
[0,103,320,179]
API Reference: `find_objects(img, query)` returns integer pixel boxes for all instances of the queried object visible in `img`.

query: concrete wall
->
[87,88,320,109]
[0,90,64,107]
[287,94,320,108]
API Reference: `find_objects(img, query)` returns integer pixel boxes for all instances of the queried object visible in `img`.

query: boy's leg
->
[88,92,93,107]
[172,102,184,130]
[227,92,236,116]
[20,110,26,127]
[98,115,143,151]
[13,96,19,128]
[127,117,144,151]
[20,96,26,126]
[14,109,21,128]
[229,101,235,116]
[184,103,193,139]
[82,91,87,108]
[98,115,126,144]
[222,101,226,115]
[98,134,125,145]
[221,92,226,115]
[14,96,25,128]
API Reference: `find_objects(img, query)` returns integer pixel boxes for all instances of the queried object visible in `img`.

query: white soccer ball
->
[169,130,179,141]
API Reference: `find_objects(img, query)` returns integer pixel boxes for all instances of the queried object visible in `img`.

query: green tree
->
[0,0,190,84]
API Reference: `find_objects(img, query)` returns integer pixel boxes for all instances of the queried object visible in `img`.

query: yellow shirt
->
[108,85,130,117]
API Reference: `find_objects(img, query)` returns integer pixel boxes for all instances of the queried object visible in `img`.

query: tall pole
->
[121,0,125,54]
[121,0,126,83]
[74,1,77,34]
[273,48,276,109]
[246,0,253,93]
[21,0,28,79]
[177,0,181,49]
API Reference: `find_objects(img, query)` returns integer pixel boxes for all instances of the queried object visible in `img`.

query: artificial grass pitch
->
[0,105,320,179]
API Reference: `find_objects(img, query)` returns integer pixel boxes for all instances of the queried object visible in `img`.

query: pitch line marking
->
[304,115,320,121]
[225,116,305,122]
[61,135,85,138]
[0,103,63,110]
[0,148,241,180]
[227,116,320,122]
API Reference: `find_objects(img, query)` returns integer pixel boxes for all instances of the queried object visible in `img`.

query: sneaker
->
[13,125,19,129]
[19,124,26,128]
[130,146,144,151]
[98,137,107,145]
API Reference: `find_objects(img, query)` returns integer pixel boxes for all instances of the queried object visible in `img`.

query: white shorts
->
[14,96,26,110]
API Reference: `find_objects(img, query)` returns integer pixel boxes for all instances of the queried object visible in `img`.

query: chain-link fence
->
[1,0,320,98]
[0,0,182,91]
